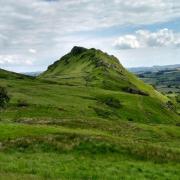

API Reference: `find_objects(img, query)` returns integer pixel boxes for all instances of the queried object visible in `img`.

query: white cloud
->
[114,29,180,49]
[0,55,33,65]
[114,35,140,49]
[0,0,180,71]
[29,49,37,54]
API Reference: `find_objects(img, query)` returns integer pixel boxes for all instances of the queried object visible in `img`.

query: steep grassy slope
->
[40,47,167,102]
[0,47,180,179]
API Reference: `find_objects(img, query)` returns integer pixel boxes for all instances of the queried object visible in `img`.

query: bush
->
[123,87,149,96]
[93,107,112,118]
[104,97,122,108]
[166,101,175,111]
[98,96,122,108]
[17,99,29,107]
[176,95,180,103]
[0,86,10,108]
[167,84,172,88]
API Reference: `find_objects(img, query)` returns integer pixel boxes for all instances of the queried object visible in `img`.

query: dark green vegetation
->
[0,86,10,108]
[0,47,180,179]
[136,68,180,94]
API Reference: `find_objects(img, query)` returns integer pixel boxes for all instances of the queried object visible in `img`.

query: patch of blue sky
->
[71,18,180,38]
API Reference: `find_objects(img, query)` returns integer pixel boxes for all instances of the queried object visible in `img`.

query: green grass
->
[0,152,179,180]
[0,47,180,179]
[0,122,179,179]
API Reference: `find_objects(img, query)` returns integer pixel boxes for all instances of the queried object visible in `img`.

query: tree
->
[0,86,10,108]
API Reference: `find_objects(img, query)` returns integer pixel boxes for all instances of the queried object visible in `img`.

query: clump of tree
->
[167,84,172,88]
[0,86,10,108]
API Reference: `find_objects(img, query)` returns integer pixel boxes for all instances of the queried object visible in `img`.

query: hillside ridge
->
[39,46,168,102]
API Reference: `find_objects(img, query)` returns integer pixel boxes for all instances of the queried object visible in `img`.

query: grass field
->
[0,122,179,179]
[0,47,180,179]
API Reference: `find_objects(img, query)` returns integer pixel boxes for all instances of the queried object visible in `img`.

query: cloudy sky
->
[0,0,180,72]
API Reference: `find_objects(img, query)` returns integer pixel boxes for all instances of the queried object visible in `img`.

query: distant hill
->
[129,64,180,74]
[131,66,180,94]
[0,68,33,80]
[23,71,42,76]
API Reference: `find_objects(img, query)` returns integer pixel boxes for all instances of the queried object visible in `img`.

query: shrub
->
[123,87,149,96]
[176,95,180,103]
[93,107,112,118]
[98,96,122,108]
[0,86,10,108]
[168,91,173,94]
[166,101,175,111]
[17,99,29,107]
[104,97,122,108]
[128,118,133,121]
[167,84,172,88]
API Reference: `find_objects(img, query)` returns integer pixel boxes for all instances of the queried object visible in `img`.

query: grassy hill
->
[0,47,180,179]
[40,47,167,101]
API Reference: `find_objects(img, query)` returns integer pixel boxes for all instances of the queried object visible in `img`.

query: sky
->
[0,0,180,72]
